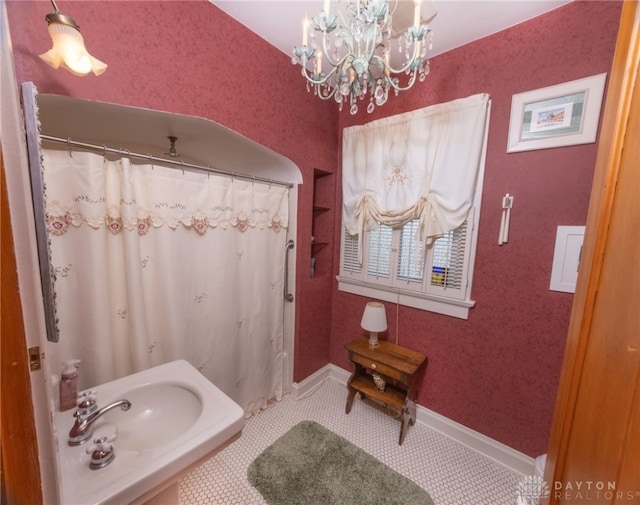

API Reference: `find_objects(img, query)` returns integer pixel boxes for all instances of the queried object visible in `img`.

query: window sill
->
[336,276,475,320]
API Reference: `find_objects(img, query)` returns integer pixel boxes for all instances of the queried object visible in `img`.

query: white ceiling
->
[209,0,572,60]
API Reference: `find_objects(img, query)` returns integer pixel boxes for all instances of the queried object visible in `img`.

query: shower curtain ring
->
[180,160,185,175]
[102,145,107,158]
[67,137,72,157]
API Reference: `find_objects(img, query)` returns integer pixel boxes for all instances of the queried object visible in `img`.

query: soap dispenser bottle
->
[60,360,80,411]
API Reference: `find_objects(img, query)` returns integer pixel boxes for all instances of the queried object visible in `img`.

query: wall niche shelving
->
[311,168,334,278]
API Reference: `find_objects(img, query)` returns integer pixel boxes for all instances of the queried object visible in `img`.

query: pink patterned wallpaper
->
[332,1,623,457]
[6,1,623,457]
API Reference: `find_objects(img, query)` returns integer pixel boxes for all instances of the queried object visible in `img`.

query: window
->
[338,94,490,318]
[338,208,479,319]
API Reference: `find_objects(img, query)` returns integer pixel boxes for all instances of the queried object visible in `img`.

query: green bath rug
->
[247,420,434,505]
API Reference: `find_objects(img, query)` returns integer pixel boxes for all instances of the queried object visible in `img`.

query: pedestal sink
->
[53,360,244,505]
[103,383,202,452]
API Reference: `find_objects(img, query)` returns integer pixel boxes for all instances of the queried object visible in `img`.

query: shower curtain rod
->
[40,134,294,189]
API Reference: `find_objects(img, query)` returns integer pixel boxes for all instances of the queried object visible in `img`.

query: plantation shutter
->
[397,220,425,283]
[341,230,361,274]
[367,224,393,279]
[432,222,467,287]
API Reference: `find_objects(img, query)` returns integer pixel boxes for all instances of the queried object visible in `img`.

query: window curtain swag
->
[342,93,490,261]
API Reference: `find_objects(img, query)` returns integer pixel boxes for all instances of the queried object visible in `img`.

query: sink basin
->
[53,360,244,505]
[103,383,202,451]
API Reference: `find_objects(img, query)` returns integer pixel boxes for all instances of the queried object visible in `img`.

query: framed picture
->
[507,73,607,153]
[549,225,585,293]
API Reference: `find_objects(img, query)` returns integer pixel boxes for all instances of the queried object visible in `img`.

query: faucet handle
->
[76,390,97,415]
[85,433,116,470]
[79,389,97,400]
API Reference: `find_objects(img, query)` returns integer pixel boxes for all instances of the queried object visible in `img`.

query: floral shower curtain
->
[43,149,289,416]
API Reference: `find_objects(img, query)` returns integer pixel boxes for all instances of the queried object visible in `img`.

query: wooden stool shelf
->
[345,335,427,445]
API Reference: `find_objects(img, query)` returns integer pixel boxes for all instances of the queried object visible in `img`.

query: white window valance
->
[342,93,490,247]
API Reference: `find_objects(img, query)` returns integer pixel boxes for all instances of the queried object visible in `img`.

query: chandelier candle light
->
[292,0,433,114]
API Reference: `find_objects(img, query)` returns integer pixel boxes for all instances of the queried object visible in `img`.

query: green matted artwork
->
[507,73,607,153]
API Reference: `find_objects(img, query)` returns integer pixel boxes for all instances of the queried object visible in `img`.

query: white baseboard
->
[292,363,535,476]
[290,364,333,399]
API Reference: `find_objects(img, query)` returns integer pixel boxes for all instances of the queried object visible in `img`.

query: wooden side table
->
[345,335,427,445]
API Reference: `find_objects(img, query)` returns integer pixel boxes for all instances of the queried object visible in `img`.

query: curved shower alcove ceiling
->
[36,94,303,185]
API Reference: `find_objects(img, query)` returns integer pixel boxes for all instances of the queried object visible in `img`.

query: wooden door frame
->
[1,148,43,504]
[544,0,640,500]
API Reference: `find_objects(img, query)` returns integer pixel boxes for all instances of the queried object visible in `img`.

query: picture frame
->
[507,73,607,153]
[549,225,585,293]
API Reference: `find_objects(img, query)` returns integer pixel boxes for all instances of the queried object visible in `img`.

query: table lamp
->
[361,302,387,348]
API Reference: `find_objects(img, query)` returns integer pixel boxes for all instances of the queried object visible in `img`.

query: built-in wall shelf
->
[311,242,329,252]
[311,168,335,278]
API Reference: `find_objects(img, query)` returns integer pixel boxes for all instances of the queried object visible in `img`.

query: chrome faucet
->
[68,399,132,446]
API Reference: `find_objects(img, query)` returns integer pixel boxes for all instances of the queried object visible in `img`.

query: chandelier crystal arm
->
[293,44,351,86]
[374,29,428,76]
[299,55,342,86]
[318,16,343,68]
[386,68,419,93]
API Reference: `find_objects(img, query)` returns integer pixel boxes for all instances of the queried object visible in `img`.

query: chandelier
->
[292,0,433,115]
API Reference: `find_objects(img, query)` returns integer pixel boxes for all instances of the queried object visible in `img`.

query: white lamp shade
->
[360,302,387,332]
[39,22,107,76]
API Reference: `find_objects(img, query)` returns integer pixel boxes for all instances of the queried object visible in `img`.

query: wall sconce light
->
[361,302,387,348]
[39,0,107,76]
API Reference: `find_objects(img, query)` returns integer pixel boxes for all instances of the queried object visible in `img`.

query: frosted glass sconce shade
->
[361,302,387,347]
[39,11,107,76]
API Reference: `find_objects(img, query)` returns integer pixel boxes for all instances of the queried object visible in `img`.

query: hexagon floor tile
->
[179,379,524,505]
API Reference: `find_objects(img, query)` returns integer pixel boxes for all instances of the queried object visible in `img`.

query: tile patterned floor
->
[179,378,522,505]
